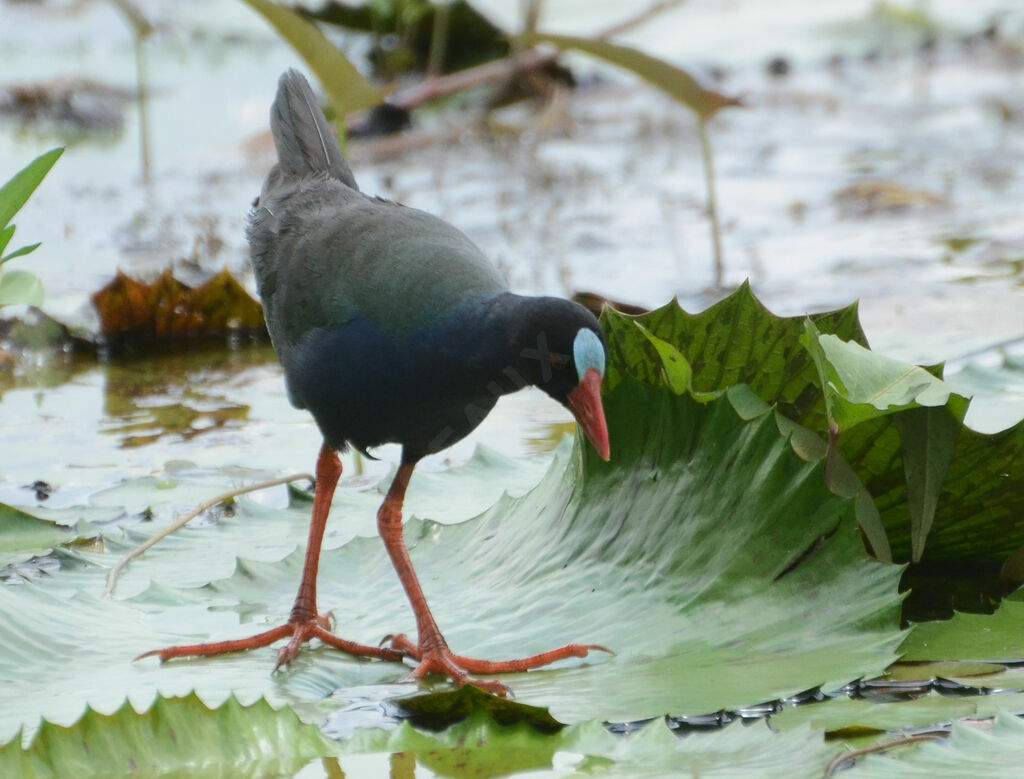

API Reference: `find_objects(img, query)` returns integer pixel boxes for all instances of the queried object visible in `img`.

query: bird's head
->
[512,300,611,461]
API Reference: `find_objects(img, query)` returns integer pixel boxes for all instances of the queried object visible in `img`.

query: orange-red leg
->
[380,458,611,696]
[136,443,402,668]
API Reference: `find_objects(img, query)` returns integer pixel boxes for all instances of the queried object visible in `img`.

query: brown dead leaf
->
[91,269,267,347]
[834,179,947,217]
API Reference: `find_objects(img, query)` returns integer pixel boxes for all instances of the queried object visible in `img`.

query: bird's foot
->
[386,633,612,697]
[135,615,404,669]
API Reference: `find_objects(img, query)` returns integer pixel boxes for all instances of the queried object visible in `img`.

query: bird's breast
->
[283,316,503,456]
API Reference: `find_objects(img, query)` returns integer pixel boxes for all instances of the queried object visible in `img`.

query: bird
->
[138,70,611,694]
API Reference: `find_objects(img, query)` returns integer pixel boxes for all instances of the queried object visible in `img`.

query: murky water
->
[3,0,1024,507]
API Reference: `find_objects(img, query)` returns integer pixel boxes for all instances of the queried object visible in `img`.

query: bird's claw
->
[136,615,401,667]
[381,632,609,697]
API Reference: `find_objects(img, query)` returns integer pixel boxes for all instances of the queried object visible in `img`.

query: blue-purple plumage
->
[248,70,603,458]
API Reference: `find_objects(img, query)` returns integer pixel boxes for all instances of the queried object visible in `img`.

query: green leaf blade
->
[518,33,742,120]
[1,241,41,264]
[0,225,14,257]
[0,148,63,229]
[240,0,380,118]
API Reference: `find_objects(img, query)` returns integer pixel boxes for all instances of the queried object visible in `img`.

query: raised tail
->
[270,69,358,189]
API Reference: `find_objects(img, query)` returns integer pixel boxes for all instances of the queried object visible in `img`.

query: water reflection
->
[0,344,288,507]
[98,346,275,447]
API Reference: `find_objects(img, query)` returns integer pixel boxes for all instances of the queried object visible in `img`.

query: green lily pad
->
[598,285,1024,605]
[345,709,836,778]
[137,379,903,723]
[900,596,1024,663]
[0,377,904,743]
[0,693,332,777]
[771,693,978,736]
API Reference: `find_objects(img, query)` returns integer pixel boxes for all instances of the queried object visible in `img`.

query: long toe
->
[390,638,611,696]
[137,616,404,666]
[409,651,510,697]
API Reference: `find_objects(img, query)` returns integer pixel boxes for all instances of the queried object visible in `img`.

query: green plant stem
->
[134,32,152,186]
[426,2,451,78]
[698,117,723,289]
[109,0,153,185]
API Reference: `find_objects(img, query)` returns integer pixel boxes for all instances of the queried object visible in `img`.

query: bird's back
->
[248,71,507,421]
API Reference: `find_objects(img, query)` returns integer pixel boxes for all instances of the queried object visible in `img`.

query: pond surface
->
[3,0,1024,508]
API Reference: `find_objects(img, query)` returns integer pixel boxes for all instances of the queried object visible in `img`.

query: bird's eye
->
[549,354,569,371]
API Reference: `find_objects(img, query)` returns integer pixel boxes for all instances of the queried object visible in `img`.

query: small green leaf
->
[240,0,380,117]
[0,269,44,307]
[800,319,968,560]
[1,242,41,265]
[801,321,968,430]
[518,33,742,120]
[0,148,63,229]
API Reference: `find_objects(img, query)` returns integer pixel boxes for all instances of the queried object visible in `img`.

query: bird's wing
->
[251,182,508,351]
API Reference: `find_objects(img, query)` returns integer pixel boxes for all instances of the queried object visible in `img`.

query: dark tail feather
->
[270,69,358,189]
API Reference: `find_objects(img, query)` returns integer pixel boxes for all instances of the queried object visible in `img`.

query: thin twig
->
[103,473,313,598]
[825,732,947,776]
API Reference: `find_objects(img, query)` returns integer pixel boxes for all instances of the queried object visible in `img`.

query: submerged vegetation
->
[2,0,1024,775]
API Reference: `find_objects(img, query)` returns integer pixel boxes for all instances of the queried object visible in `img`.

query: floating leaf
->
[0,377,904,741]
[601,289,890,558]
[0,269,44,307]
[0,693,333,776]
[601,283,868,433]
[598,286,1024,580]
[240,0,380,118]
[0,503,73,555]
[900,595,1024,663]
[135,378,903,724]
[90,268,267,348]
[345,709,836,778]
[518,33,742,120]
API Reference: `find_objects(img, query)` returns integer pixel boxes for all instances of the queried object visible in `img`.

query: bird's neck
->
[429,293,541,396]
